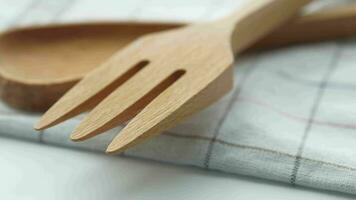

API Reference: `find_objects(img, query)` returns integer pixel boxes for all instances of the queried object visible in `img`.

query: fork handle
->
[218,0,312,54]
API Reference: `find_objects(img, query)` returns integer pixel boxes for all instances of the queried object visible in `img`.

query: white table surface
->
[0,137,354,200]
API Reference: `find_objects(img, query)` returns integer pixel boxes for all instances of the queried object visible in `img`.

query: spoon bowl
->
[0,22,181,111]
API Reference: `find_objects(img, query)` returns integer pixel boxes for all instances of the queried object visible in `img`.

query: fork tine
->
[34,46,147,130]
[70,65,180,141]
[105,79,188,154]
[106,66,233,154]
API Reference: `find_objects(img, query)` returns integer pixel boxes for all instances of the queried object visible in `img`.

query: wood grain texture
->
[255,3,356,49]
[0,23,178,111]
[1,3,355,112]
[33,0,311,154]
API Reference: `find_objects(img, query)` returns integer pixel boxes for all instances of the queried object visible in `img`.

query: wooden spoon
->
[0,22,180,112]
[1,3,356,112]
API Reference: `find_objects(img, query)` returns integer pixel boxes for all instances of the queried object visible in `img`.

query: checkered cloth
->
[1,0,356,195]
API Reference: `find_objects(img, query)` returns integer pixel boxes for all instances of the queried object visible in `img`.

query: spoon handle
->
[257,3,356,49]
[217,0,312,54]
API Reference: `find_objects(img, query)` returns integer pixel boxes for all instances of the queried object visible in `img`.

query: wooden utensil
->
[35,0,312,154]
[255,3,356,48]
[1,3,355,112]
[0,23,179,112]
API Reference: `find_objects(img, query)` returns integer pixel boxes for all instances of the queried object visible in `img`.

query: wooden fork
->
[35,0,312,154]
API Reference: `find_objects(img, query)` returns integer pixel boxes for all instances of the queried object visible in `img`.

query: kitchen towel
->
[1,0,356,195]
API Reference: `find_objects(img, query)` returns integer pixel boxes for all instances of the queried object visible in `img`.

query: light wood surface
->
[1,3,355,112]
[33,0,311,154]
[0,23,178,111]
[255,3,356,48]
